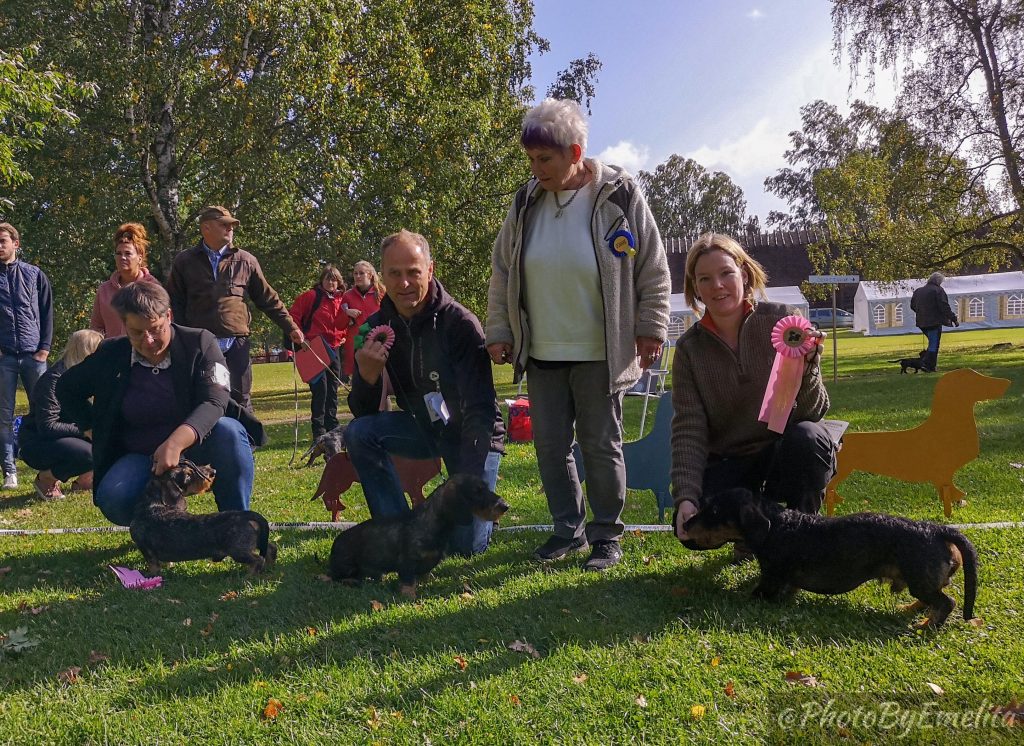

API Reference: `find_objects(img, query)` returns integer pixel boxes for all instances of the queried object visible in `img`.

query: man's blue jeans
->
[0,353,47,475]
[94,417,255,526]
[344,411,501,556]
[923,326,942,352]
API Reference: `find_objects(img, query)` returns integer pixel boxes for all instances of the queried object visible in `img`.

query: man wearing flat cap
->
[167,206,303,411]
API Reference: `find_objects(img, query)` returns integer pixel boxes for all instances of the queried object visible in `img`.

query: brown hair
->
[683,232,768,313]
[114,223,150,268]
[111,280,170,319]
[318,264,345,291]
[0,223,19,243]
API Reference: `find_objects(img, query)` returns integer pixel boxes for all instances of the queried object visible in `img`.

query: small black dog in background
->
[328,474,509,598]
[682,488,977,628]
[130,460,277,575]
[889,350,927,374]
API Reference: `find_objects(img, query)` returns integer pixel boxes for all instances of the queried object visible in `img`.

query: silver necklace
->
[552,166,589,218]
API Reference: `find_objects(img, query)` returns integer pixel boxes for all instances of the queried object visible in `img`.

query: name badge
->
[424,392,450,424]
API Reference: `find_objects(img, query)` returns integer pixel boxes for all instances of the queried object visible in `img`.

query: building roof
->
[857,271,1024,301]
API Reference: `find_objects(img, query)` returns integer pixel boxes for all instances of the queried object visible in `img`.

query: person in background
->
[486,98,671,571]
[288,265,348,440]
[0,222,53,491]
[166,205,302,411]
[90,223,161,337]
[670,233,835,562]
[340,260,384,384]
[910,271,959,372]
[18,330,104,500]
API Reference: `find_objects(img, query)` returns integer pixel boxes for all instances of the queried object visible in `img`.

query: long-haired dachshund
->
[682,488,977,627]
[129,460,277,575]
[327,474,508,598]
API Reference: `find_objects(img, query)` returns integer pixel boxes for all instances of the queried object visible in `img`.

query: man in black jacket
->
[345,230,505,556]
[910,272,959,372]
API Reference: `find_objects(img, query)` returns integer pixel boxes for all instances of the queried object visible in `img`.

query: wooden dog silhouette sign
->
[313,452,441,521]
[826,368,1009,517]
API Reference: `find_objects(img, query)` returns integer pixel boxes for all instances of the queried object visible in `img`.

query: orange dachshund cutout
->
[313,452,442,521]
[826,368,1009,517]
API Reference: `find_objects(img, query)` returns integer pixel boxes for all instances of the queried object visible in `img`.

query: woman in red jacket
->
[289,266,348,439]
[340,260,384,382]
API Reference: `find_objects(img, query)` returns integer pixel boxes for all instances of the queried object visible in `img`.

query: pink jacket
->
[90,269,161,337]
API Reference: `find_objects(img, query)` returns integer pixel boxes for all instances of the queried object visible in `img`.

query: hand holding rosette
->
[758,315,819,434]
[367,325,396,351]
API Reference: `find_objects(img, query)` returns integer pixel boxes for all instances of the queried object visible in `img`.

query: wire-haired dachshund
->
[327,473,509,598]
[682,488,977,627]
[129,460,277,575]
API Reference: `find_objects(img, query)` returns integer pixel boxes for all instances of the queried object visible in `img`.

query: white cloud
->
[596,140,651,174]
[682,42,899,219]
[747,9,765,20]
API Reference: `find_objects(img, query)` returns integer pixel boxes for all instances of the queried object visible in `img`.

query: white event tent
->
[853,271,1024,336]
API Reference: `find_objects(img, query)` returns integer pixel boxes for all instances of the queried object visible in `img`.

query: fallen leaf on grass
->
[17,602,48,615]
[925,682,945,696]
[635,695,648,708]
[366,706,382,730]
[785,671,821,687]
[88,650,109,665]
[0,566,11,580]
[990,700,1024,726]
[642,555,656,565]
[1,627,40,653]
[509,694,521,706]
[219,591,238,601]
[507,639,541,659]
[710,656,720,667]
[968,617,985,627]
[370,600,384,612]
[57,666,81,684]
[724,681,736,698]
[306,627,317,636]
[691,704,706,719]
[262,698,283,720]
[630,529,643,538]
[453,655,467,671]
[459,592,474,601]
[183,618,192,627]
[200,613,220,637]
[572,673,588,684]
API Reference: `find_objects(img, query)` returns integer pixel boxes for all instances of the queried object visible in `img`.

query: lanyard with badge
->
[424,371,450,425]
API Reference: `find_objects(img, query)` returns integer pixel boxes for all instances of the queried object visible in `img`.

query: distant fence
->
[664,229,827,254]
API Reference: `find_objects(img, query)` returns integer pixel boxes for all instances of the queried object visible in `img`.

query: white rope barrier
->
[1,520,1021,538]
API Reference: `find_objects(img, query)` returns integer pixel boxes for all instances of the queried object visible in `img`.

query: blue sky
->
[527,0,896,223]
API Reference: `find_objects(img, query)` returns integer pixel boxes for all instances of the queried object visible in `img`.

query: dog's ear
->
[738,501,771,546]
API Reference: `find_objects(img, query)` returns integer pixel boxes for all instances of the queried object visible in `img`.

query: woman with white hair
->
[910,272,959,372]
[486,98,671,571]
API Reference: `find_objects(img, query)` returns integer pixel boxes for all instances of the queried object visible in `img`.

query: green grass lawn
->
[2,328,1023,743]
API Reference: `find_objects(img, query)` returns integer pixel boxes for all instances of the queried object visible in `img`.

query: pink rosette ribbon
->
[368,325,396,350]
[758,315,817,434]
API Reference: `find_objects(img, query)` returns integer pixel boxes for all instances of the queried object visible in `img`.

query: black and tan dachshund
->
[130,460,277,575]
[328,474,509,598]
[888,350,927,374]
[682,488,977,627]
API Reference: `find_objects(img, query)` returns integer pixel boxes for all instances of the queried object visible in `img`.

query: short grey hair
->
[521,98,589,151]
[111,281,171,319]
[928,271,946,285]
[380,229,431,262]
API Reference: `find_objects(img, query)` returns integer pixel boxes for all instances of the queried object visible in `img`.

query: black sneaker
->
[582,540,623,571]
[533,534,589,562]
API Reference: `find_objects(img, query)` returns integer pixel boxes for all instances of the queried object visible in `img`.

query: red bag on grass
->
[507,398,533,442]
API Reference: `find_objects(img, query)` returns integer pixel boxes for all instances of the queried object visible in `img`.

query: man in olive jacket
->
[167,206,303,410]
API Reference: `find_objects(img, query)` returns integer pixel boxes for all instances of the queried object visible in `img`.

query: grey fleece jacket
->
[670,302,831,507]
[486,159,671,393]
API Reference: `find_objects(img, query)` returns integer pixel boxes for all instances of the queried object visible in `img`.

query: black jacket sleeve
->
[32,366,87,440]
[179,329,231,441]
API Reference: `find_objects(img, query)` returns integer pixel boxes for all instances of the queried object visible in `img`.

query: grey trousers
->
[526,359,626,543]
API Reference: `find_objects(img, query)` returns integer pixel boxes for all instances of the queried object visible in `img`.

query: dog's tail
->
[940,527,978,620]
[256,516,276,567]
[887,359,903,363]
